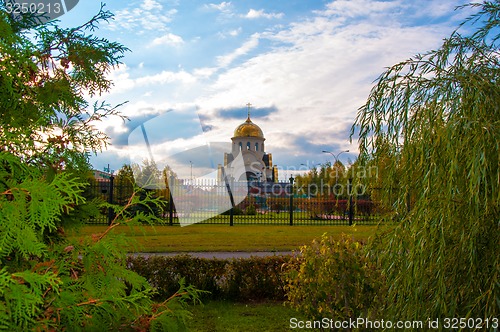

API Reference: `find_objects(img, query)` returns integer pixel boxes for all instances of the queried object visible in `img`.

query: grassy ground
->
[186,301,314,332]
[68,224,378,252]
[68,224,378,329]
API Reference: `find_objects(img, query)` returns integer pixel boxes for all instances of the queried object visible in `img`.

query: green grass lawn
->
[67,224,380,329]
[68,224,379,252]
[186,301,314,332]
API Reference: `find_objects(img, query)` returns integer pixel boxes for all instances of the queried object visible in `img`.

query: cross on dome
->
[233,103,264,138]
[246,102,252,120]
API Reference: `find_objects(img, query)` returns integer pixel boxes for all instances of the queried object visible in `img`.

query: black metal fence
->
[86,177,383,226]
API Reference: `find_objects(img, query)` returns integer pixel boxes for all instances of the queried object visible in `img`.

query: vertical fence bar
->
[221,167,235,226]
[348,178,353,226]
[289,176,294,226]
[107,175,115,226]
[229,204,234,226]
[169,176,174,226]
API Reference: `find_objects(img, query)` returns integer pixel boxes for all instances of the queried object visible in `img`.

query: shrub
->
[245,204,257,215]
[128,255,292,301]
[284,234,385,321]
[354,199,374,216]
[270,202,284,213]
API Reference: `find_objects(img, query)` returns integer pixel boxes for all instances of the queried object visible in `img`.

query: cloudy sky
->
[58,0,471,180]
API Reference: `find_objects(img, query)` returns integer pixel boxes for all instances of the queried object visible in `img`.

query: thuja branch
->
[94,191,137,242]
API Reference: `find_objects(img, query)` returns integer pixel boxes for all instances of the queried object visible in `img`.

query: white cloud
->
[193,67,218,79]
[409,1,469,20]
[215,33,260,67]
[136,70,196,86]
[98,65,198,100]
[205,1,232,12]
[95,0,469,171]
[141,0,162,11]
[151,33,185,46]
[108,0,177,32]
[320,0,400,18]
[196,0,461,161]
[217,27,242,39]
[229,28,242,36]
[243,9,284,19]
[106,64,135,94]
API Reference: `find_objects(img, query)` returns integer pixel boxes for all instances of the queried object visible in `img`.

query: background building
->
[218,108,278,183]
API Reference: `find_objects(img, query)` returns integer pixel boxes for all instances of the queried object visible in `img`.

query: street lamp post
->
[321,150,349,165]
[189,161,193,182]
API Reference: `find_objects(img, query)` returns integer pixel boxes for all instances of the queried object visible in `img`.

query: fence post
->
[169,176,174,226]
[348,178,353,226]
[107,175,115,226]
[289,176,294,226]
[229,204,234,226]
[221,167,235,226]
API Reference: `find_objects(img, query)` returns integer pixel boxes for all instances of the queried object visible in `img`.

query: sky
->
[57,0,471,180]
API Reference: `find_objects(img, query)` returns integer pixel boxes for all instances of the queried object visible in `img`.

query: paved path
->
[132,251,294,259]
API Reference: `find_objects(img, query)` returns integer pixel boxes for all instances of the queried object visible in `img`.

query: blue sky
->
[58,0,470,179]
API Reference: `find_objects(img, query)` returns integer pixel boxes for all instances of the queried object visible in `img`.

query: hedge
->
[127,255,293,301]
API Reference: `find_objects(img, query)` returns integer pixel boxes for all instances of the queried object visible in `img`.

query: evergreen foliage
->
[352,1,499,321]
[0,153,202,331]
[0,2,126,170]
[0,4,201,330]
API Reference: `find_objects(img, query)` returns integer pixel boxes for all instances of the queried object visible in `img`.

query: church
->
[218,105,278,183]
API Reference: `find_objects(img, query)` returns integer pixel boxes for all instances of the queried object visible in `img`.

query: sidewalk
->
[131,251,294,259]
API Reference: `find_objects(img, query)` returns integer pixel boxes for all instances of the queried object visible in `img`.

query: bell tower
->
[219,104,277,182]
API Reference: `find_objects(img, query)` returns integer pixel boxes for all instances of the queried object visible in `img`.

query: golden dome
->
[234,116,264,138]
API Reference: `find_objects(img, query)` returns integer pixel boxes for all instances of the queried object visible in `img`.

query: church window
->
[239,142,242,151]
[255,143,259,151]
[247,142,251,150]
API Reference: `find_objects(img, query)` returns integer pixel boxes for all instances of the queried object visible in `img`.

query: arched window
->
[255,143,259,151]
[247,142,251,150]
[239,142,242,151]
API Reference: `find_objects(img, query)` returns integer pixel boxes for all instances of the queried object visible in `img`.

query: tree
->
[128,160,168,220]
[114,164,136,206]
[133,159,162,189]
[162,164,178,192]
[0,2,127,171]
[162,164,178,183]
[0,5,200,330]
[116,164,136,184]
[352,1,499,321]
